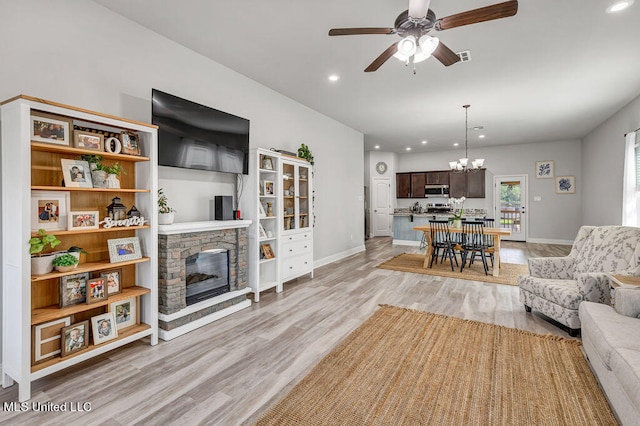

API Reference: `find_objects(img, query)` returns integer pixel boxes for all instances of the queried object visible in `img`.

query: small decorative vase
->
[91,170,108,188]
[159,212,175,225]
[31,254,55,275]
[452,219,462,228]
[266,202,274,217]
[106,173,121,189]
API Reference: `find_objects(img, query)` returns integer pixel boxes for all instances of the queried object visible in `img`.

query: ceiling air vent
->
[457,50,471,62]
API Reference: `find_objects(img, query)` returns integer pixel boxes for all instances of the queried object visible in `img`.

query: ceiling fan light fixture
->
[606,0,634,12]
[412,50,430,63]
[418,35,440,56]
[398,36,417,56]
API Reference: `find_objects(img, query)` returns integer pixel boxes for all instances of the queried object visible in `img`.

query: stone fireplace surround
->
[157,220,252,340]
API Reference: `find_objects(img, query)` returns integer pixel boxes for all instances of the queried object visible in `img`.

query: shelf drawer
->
[281,254,313,281]
[281,239,312,259]
[281,231,312,244]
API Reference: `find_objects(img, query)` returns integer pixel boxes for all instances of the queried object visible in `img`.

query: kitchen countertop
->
[393,209,487,218]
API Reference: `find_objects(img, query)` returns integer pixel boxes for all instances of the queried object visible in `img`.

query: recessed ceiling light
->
[421,140,428,144]
[479,134,486,139]
[406,147,412,151]
[374,145,380,149]
[607,0,633,13]
[328,74,340,82]
[453,143,460,147]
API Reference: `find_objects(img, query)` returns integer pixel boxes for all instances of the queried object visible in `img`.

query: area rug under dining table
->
[376,252,529,286]
[255,305,616,426]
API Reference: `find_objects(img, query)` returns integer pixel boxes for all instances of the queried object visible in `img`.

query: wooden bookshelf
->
[31,257,150,282]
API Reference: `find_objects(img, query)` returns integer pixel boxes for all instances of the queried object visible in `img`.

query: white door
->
[372,177,391,237]
[493,175,527,241]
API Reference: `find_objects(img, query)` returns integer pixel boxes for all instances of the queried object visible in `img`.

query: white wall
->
[391,139,582,242]
[0,0,364,358]
[582,92,640,226]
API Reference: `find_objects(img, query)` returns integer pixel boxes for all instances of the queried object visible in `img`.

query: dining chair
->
[459,221,490,275]
[429,220,458,271]
[483,218,496,267]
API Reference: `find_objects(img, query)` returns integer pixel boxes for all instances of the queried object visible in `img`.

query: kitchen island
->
[392,209,487,245]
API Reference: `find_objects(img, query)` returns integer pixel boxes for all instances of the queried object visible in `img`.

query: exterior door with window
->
[372,177,391,237]
[493,175,527,241]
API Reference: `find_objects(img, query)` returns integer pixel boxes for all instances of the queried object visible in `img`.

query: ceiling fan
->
[328,0,518,72]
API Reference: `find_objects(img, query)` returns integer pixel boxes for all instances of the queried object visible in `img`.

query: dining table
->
[413,225,512,277]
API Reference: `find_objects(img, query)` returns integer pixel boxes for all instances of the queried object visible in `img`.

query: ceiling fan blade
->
[435,0,518,31]
[409,0,431,19]
[365,42,400,72]
[328,28,395,36]
[432,41,461,67]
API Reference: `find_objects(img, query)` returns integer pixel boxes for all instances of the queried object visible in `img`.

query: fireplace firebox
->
[185,249,230,306]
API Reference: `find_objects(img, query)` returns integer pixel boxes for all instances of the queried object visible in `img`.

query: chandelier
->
[449,104,485,173]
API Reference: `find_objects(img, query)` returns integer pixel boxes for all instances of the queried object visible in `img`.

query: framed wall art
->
[91,312,118,345]
[32,317,71,364]
[535,161,554,179]
[109,297,137,331]
[99,268,122,296]
[60,320,89,357]
[68,210,99,230]
[31,190,69,232]
[107,237,142,263]
[30,111,73,146]
[60,159,93,188]
[556,176,576,194]
[59,272,90,308]
[73,129,104,151]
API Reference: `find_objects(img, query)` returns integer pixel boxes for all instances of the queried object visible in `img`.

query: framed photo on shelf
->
[109,297,137,331]
[86,277,107,304]
[68,210,99,230]
[59,272,90,308]
[31,190,69,232]
[60,159,93,188]
[262,156,274,170]
[30,111,73,146]
[60,320,89,357]
[32,317,71,364]
[556,176,576,194]
[99,269,122,295]
[258,223,268,239]
[264,180,274,196]
[107,237,142,263]
[120,131,141,156]
[535,161,554,179]
[73,130,104,151]
[261,243,275,259]
[91,312,119,345]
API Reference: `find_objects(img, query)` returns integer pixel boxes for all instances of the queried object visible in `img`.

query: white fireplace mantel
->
[158,220,252,235]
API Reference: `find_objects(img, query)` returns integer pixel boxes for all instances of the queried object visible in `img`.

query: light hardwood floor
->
[0,238,572,425]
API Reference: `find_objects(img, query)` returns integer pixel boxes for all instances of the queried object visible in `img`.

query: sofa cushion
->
[579,302,640,369]
[614,288,640,318]
[519,276,582,309]
[609,348,640,413]
[574,226,640,276]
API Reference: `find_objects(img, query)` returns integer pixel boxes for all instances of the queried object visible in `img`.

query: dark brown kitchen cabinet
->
[426,171,449,185]
[396,173,411,198]
[448,170,485,198]
[410,173,426,198]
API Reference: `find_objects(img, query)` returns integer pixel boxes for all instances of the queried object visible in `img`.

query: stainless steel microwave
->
[424,184,449,198]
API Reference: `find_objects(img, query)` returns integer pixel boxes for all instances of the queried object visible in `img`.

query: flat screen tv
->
[152,89,249,174]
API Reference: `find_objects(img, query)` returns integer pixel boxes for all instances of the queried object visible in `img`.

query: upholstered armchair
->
[518,226,640,336]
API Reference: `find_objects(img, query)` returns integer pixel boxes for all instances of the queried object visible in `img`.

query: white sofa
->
[579,288,640,426]
[519,226,640,335]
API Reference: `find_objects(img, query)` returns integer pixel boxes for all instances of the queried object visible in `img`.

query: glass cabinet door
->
[298,164,310,229]
[282,162,296,231]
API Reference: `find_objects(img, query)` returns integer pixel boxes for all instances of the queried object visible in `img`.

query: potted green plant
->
[449,197,466,228]
[29,229,62,275]
[79,155,125,188]
[67,246,89,264]
[52,253,79,272]
[158,188,176,225]
[297,143,314,165]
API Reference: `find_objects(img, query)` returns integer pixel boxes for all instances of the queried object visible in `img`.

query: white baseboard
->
[392,239,422,247]
[158,299,251,341]
[315,244,366,268]
[526,238,573,245]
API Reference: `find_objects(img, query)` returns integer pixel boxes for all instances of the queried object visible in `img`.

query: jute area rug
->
[256,306,616,426]
[377,253,529,286]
